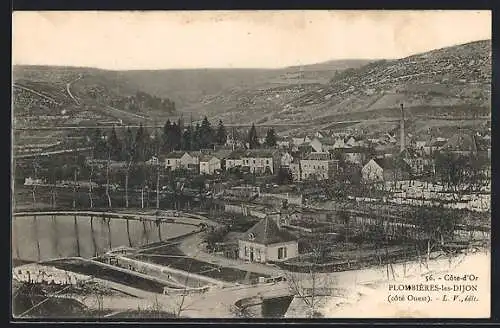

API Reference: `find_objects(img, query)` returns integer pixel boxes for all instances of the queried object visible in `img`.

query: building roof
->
[371,157,411,172]
[241,216,297,245]
[165,151,189,159]
[442,131,478,153]
[304,152,331,161]
[337,146,367,154]
[213,149,234,160]
[224,231,244,243]
[187,151,203,158]
[317,137,336,145]
[227,150,246,159]
[372,158,396,170]
[429,139,447,148]
[244,150,275,158]
[199,155,220,162]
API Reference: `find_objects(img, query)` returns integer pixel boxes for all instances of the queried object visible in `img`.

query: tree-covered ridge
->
[110,91,176,113]
[84,85,176,114]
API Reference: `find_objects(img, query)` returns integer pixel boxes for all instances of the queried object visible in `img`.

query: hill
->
[12,59,369,151]
[12,40,491,147]
[205,40,491,140]
[13,59,370,121]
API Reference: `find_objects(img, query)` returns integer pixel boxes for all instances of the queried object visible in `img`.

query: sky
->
[12,10,491,70]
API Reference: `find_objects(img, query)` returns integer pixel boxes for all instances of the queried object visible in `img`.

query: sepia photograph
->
[11,10,491,319]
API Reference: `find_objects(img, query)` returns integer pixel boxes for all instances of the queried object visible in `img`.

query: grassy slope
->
[12,40,491,141]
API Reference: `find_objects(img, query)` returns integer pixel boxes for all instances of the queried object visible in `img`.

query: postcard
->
[11,10,491,319]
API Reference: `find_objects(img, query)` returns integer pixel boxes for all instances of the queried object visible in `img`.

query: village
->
[12,105,491,317]
[11,11,492,319]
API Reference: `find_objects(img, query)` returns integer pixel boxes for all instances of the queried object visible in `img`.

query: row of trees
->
[433,151,490,192]
[247,123,277,149]
[88,119,280,161]
[89,117,224,161]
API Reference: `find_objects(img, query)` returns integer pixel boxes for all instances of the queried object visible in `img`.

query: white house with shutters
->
[164,151,199,171]
[238,216,298,263]
[199,155,221,175]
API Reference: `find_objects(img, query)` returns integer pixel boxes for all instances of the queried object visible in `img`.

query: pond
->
[12,214,197,262]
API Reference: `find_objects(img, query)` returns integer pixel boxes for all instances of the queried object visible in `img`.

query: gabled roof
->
[227,150,246,159]
[372,158,396,170]
[370,157,411,172]
[165,151,189,159]
[244,150,275,158]
[241,217,297,245]
[317,137,336,145]
[400,148,418,159]
[187,151,203,158]
[213,149,234,159]
[199,155,220,162]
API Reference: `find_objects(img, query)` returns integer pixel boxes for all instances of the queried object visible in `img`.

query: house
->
[277,139,290,149]
[314,131,325,139]
[345,136,360,147]
[280,151,294,168]
[386,133,397,144]
[289,158,302,182]
[441,131,478,156]
[400,149,434,176]
[211,149,233,170]
[225,150,246,171]
[165,151,199,171]
[332,138,350,150]
[309,137,323,153]
[341,147,367,165]
[425,137,448,156]
[146,156,160,166]
[199,155,221,175]
[300,152,339,181]
[292,136,311,147]
[238,216,298,263]
[242,150,275,175]
[361,158,409,183]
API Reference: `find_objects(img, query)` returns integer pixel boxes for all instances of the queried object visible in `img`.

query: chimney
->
[400,103,405,152]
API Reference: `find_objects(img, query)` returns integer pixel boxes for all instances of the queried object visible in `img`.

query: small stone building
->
[238,217,298,263]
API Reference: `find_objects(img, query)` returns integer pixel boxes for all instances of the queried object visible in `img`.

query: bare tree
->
[150,295,163,319]
[105,149,112,208]
[284,237,337,318]
[88,154,95,208]
[72,168,78,209]
[125,160,132,208]
[156,164,161,209]
[31,158,40,208]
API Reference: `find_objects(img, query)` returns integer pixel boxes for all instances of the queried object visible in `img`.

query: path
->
[66,74,83,105]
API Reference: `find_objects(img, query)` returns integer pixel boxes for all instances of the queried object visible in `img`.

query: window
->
[278,247,287,259]
[253,160,256,164]
[266,160,270,165]
[248,233,255,240]
[167,160,170,164]
[244,246,248,257]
